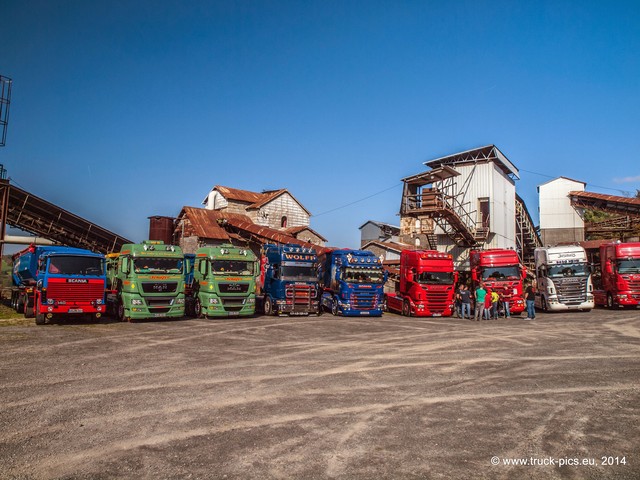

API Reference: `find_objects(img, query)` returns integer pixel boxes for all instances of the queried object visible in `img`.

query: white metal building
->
[538,177,586,245]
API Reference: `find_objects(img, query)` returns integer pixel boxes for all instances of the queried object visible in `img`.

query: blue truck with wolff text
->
[317,249,385,316]
[260,244,320,316]
[11,244,107,325]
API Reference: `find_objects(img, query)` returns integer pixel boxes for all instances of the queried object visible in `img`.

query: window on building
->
[478,198,490,229]
[281,216,288,228]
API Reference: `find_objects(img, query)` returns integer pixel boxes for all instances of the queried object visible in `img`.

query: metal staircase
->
[515,194,541,269]
[400,166,488,248]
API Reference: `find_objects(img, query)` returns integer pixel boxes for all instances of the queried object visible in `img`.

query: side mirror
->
[406,269,414,282]
[453,271,459,284]
[605,261,613,274]
[471,271,478,282]
[121,257,130,275]
[521,266,527,279]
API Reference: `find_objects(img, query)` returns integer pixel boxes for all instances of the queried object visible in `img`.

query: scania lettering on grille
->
[67,279,89,283]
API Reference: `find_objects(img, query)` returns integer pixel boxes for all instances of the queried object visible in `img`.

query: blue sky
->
[1,0,639,250]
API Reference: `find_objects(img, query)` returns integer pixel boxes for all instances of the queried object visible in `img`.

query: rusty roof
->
[284,225,328,242]
[362,240,415,253]
[225,218,315,247]
[569,191,640,215]
[178,207,253,241]
[204,186,312,216]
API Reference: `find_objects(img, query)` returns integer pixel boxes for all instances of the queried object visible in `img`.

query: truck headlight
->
[209,298,218,304]
[247,297,255,304]
[176,298,185,304]
[131,299,143,305]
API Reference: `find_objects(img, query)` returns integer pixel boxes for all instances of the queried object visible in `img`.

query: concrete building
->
[359,220,400,248]
[538,177,586,245]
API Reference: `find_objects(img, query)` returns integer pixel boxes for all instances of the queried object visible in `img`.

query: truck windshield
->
[481,266,520,280]
[48,256,103,276]
[617,258,640,273]
[343,267,384,284]
[415,271,454,285]
[211,260,254,275]
[133,257,182,274]
[280,265,316,282]
[548,263,589,278]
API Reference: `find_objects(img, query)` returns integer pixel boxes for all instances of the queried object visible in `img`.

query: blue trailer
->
[317,249,386,316]
[260,244,320,316]
[11,244,107,325]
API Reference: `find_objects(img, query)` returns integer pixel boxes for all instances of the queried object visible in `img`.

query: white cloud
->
[613,175,640,184]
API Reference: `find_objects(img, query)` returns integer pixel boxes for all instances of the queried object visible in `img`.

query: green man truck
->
[106,240,186,321]
[190,244,257,318]
[187,244,257,318]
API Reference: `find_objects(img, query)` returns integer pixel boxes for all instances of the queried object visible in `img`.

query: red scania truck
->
[469,248,526,314]
[593,241,640,308]
[385,249,457,317]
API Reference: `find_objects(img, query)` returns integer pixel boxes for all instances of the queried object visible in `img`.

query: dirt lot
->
[1,308,639,479]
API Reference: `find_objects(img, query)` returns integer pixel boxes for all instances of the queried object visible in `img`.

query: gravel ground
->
[0,308,639,479]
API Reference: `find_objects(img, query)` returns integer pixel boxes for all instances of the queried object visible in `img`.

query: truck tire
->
[35,312,46,325]
[194,297,203,319]
[117,301,128,322]
[402,300,411,317]
[24,302,34,319]
[264,296,274,316]
[331,297,339,316]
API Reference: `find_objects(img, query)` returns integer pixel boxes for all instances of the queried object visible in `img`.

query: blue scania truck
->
[317,249,386,316]
[11,244,107,325]
[260,244,320,316]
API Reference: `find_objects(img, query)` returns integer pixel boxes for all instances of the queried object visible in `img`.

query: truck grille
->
[219,283,250,294]
[424,290,450,313]
[556,278,588,305]
[47,281,104,302]
[221,296,246,312]
[349,291,380,310]
[285,284,315,307]
[141,282,178,293]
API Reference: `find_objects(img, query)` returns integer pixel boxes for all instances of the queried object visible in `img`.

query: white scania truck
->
[534,245,594,312]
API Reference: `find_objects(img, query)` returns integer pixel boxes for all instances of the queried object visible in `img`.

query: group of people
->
[455,283,537,321]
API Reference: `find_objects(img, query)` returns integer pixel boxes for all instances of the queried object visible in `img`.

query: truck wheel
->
[117,301,127,322]
[264,297,273,316]
[402,300,411,317]
[194,297,203,318]
[35,309,46,325]
[24,303,34,319]
[331,297,339,316]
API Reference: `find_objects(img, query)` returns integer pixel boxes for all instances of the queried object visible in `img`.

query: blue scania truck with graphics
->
[11,244,107,325]
[260,244,320,316]
[190,244,257,318]
[317,249,385,316]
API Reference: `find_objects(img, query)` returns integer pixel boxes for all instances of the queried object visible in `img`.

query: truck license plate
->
[433,313,442,317]
[153,313,167,317]
[68,308,83,313]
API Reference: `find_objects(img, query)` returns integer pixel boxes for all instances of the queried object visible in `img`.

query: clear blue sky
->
[1,0,638,250]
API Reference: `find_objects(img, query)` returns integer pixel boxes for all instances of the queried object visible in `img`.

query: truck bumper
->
[202,293,256,317]
[275,300,320,316]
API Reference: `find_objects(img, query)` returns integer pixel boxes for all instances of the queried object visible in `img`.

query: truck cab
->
[106,240,186,321]
[534,245,594,312]
[594,241,640,308]
[11,244,106,325]
[191,244,257,318]
[318,249,385,316]
[261,244,320,316]
[385,250,456,317]
[470,249,526,314]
